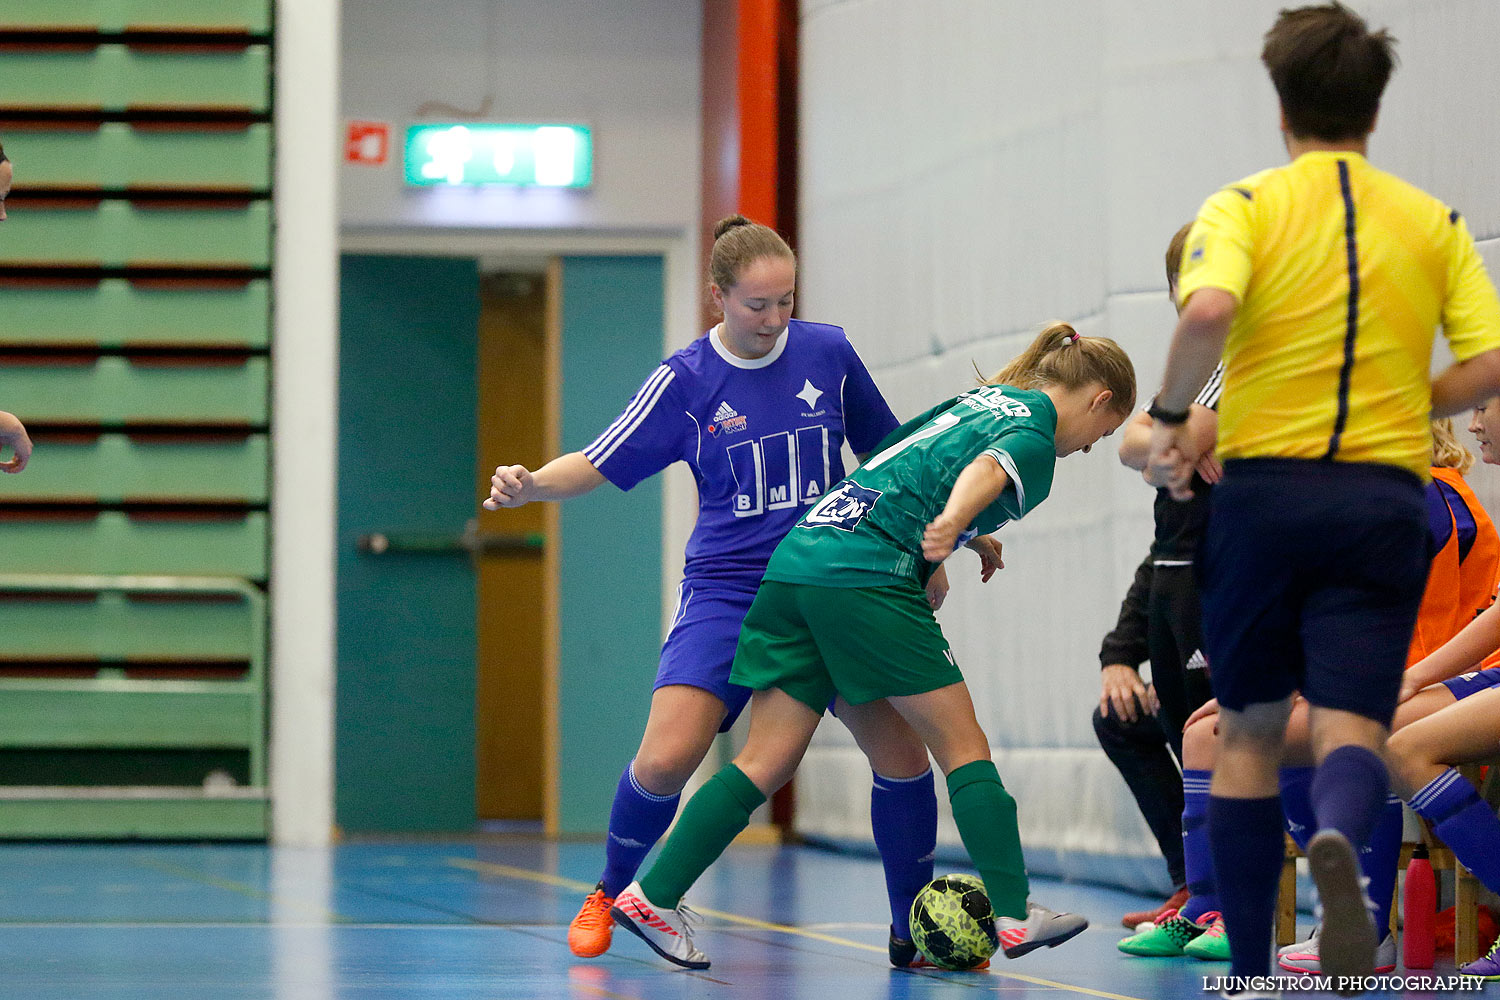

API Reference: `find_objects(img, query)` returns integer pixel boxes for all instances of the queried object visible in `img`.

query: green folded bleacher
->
[5,354,268,424]
[0,45,269,114]
[0,574,267,838]
[1,1,269,33]
[6,432,267,504]
[3,124,271,191]
[0,201,271,268]
[0,512,267,578]
[0,279,270,348]
[0,4,272,839]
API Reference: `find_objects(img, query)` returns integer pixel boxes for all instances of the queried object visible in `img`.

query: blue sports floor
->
[0,838,1477,999]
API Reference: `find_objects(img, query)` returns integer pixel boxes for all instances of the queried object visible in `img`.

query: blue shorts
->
[1443,665,1500,701]
[655,581,757,732]
[1199,459,1430,725]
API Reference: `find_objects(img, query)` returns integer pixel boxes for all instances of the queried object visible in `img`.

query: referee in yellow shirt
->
[1146,4,1500,994]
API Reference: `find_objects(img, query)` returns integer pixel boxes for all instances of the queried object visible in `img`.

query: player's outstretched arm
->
[1432,347,1500,419]
[483,452,606,509]
[0,410,31,473]
[921,455,1008,563]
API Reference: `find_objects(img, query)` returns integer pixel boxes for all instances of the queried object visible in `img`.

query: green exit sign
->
[404,124,593,188]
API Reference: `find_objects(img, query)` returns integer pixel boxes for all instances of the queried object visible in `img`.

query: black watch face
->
[1150,405,1187,424]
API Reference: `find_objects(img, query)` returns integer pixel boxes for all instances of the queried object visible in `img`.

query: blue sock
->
[1278,766,1317,852]
[1310,745,1388,847]
[1208,795,1284,978]
[599,760,681,898]
[1360,796,1403,939]
[871,768,937,940]
[1411,768,1500,894]
[1180,769,1218,922]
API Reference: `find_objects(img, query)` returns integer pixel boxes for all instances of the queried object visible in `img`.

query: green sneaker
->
[1117,908,1205,957]
[1183,912,1230,961]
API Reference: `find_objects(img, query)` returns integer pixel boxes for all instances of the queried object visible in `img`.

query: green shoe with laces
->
[1117,908,1206,957]
[1184,912,1230,960]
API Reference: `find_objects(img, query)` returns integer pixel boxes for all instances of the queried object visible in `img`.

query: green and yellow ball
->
[909,873,999,970]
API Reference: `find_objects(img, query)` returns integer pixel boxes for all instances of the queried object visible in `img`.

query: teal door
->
[554,255,664,833]
[336,254,479,832]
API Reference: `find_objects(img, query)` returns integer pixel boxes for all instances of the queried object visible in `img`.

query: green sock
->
[946,759,1029,919]
[637,764,766,907]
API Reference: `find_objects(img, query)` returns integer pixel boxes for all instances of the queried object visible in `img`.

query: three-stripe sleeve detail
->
[583,366,676,467]
[1194,362,1225,410]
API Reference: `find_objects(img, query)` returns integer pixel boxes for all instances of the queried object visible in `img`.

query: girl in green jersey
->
[610,322,1137,970]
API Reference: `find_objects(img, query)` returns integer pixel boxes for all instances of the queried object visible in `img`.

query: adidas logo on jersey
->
[705,401,747,434]
[709,401,748,434]
[1186,650,1208,672]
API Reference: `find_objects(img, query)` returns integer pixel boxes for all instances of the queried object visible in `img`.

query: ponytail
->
[984,322,1137,417]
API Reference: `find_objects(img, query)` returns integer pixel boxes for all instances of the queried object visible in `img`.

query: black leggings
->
[1092,564,1214,889]
[1146,565,1214,752]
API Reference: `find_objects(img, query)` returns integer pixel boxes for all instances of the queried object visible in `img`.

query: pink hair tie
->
[1067,331,1081,344]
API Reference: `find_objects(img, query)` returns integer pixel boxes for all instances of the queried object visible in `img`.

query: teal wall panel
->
[336,255,479,833]
[557,256,664,834]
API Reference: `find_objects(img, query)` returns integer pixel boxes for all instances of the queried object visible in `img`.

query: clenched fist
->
[484,465,535,509]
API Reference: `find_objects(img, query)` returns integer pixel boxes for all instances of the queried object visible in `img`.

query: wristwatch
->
[1147,401,1190,425]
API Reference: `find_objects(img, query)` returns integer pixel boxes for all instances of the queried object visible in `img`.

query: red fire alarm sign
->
[346,121,390,166]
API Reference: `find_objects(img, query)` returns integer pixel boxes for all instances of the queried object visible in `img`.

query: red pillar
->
[700,0,800,832]
[700,0,798,332]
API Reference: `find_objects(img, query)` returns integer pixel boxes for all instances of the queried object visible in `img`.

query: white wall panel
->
[340,0,700,233]
[798,0,1500,888]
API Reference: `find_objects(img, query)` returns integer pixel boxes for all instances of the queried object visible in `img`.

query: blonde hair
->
[1432,417,1475,474]
[985,322,1137,417]
[708,214,796,293]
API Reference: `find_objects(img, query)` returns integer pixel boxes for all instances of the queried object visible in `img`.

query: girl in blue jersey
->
[486,216,984,965]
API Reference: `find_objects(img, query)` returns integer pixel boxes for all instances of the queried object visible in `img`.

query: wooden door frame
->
[339,229,695,835]
[541,260,562,833]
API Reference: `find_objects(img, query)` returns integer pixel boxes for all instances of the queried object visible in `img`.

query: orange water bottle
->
[1403,843,1436,970]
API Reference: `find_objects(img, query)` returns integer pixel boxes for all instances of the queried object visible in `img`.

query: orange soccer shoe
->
[568,883,616,958]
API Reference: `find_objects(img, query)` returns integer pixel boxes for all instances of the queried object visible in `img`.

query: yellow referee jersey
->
[1176,150,1500,480]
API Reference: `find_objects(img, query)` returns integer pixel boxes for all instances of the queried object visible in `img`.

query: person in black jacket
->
[1093,553,1189,927]
[1094,224,1219,929]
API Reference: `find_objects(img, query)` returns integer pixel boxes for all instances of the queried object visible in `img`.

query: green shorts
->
[729,579,963,713]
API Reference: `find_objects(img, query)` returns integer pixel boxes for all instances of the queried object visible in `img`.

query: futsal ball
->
[909,873,999,970]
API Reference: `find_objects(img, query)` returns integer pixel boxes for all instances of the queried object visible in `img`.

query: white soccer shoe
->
[610,881,711,969]
[1278,924,1397,974]
[1306,830,1379,993]
[997,901,1089,958]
